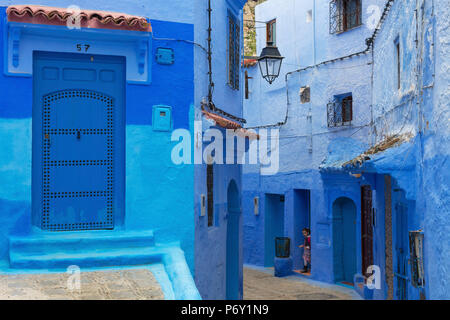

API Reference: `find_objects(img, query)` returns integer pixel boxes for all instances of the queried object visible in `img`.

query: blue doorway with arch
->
[32,51,126,231]
[332,197,357,284]
[226,179,240,300]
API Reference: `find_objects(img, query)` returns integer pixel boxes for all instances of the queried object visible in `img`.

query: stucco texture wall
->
[421,0,450,300]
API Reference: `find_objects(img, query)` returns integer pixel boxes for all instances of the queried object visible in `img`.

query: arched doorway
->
[226,179,240,300]
[332,197,357,284]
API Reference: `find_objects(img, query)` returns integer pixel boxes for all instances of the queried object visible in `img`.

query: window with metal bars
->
[327,95,353,127]
[228,12,240,90]
[207,164,214,227]
[329,0,362,34]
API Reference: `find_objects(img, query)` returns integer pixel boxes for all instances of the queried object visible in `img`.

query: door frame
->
[393,195,409,300]
[226,179,241,300]
[32,51,126,231]
[332,196,357,284]
[361,185,374,278]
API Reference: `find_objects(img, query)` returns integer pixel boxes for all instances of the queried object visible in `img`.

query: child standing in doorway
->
[298,228,311,273]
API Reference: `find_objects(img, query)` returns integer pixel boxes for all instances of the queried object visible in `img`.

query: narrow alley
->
[243,266,360,300]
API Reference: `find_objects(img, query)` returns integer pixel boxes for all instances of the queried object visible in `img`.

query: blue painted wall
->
[243,0,449,300]
[0,0,247,300]
[421,0,450,300]
[0,3,196,266]
[193,0,246,300]
[370,0,449,299]
[243,0,383,286]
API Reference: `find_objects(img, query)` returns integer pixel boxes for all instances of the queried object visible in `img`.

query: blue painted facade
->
[243,0,449,300]
[369,0,449,300]
[0,0,247,300]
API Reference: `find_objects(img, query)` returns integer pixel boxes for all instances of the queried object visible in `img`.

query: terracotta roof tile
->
[202,110,259,140]
[7,5,151,32]
[242,58,258,68]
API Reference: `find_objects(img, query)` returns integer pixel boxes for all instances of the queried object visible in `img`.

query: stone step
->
[9,230,155,258]
[9,246,163,269]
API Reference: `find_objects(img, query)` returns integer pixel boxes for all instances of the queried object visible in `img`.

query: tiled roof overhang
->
[6,5,151,32]
[202,110,259,140]
[242,59,258,68]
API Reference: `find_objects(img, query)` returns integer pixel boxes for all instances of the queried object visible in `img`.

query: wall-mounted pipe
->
[202,0,247,124]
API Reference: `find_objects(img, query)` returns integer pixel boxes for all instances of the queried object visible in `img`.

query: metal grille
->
[42,89,114,231]
[228,12,240,90]
[327,96,352,127]
[330,0,362,34]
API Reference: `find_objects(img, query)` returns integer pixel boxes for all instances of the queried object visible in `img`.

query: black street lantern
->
[258,42,284,84]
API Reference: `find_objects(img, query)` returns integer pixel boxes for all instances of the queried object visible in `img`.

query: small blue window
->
[152,105,172,131]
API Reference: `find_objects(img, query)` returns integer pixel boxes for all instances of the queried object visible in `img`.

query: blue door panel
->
[49,166,108,192]
[49,135,108,161]
[49,197,108,226]
[49,96,109,129]
[33,51,125,231]
[333,198,357,283]
[394,202,408,300]
[226,212,240,300]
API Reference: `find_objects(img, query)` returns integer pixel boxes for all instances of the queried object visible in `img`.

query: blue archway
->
[332,197,357,284]
[226,179,240,300]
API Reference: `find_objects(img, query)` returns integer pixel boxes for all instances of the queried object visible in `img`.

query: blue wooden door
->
[32,51,125,231]
[226,180,240,300]
[394,202,408,300]
[333,197,357,283]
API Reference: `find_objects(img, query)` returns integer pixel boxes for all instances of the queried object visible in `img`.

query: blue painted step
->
[8,230,156,269]
[10,246,163,269]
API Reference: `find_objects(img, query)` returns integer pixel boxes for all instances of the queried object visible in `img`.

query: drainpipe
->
[207,0,213,106]
[310,0,317,152]
[313,0,317,65]
[370,42,375,146]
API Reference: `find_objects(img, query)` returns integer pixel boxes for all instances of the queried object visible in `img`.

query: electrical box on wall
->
[152,105,172,131]
[156,47,175,65]
[200,194,206,216]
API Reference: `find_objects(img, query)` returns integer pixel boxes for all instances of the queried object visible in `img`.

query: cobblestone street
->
[0,269,164,300]
[243,267,360,300]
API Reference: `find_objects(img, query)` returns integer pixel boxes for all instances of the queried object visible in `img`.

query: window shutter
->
[342,96,353,122]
